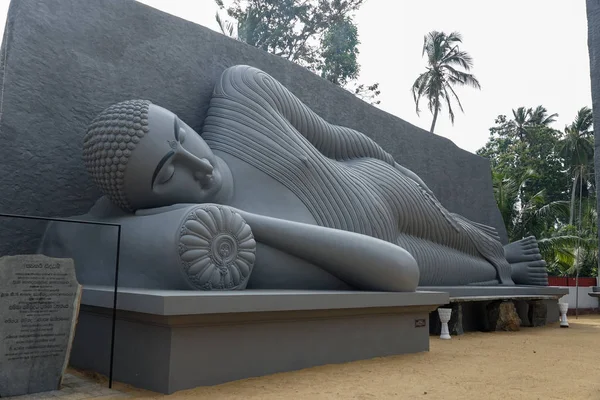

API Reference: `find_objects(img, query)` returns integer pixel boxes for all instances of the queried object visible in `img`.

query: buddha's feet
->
[504,236,548,286]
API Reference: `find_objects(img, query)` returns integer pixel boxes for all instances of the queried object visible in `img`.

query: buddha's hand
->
[177,204,256,290]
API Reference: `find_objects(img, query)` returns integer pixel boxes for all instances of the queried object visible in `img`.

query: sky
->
[0,0,592,154]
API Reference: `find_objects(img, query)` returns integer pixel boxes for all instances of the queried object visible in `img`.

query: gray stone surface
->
[588,0,600,269]
[516,299,560,326]
[40,68,549,290]
[80,286,450,315]
[449,303,465,335]
[419,285,568,299]
[429,295,559,334]
[9,373,128,399]
[527,300,548,327]
[503,236,548,286]
[71,297,441,394]
[70,287,447,393]
[433,299,556,337]
[0,0,507,262]
[0,255,81,397]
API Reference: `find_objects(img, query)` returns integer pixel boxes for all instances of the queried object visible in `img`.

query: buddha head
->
[82,100,229,212]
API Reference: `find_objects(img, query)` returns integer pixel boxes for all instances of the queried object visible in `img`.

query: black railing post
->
[108,225,121,388]
[0,212,122,389]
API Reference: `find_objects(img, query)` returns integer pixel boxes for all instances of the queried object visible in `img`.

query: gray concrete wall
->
[0,0,507,256]
[72,305,434,393]
[587,0,600,278]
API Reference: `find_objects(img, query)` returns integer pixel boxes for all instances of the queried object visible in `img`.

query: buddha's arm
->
[234,209,420,292]
[137,203,420,292]
[449,212,502,242]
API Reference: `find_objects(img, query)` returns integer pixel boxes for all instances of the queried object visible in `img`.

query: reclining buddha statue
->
[39,65,548,292]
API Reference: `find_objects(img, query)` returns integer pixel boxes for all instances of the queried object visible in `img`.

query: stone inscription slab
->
[0,255,81,397]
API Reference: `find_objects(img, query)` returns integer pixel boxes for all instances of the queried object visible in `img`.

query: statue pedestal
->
[485,300,521,331]
[527,300,548,327]
[70,287,448,394]
[422,286,568,334]
[429,303,463,336]
[558,302,569,327]
[437,308,452,339]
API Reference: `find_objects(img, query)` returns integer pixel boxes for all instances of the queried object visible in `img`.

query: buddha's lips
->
[198,174,214,186]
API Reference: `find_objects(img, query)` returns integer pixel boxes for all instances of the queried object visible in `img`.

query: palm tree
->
[511,188,569,240]
[509,106,558,141]
[529,105,558,126]
[215,10,257,44]
[491,169,568,241]
[557,106,594,225]
[492,171,520,230]
[539,199,598,277]
[411,31,481,133]
[491,168,591,279]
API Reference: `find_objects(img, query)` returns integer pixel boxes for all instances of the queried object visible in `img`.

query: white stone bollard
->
[438,308,452,339]
[558,302,569,328]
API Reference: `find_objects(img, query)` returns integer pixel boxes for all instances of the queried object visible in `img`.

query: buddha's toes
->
[510,259,548,286]
[504,236,543,264]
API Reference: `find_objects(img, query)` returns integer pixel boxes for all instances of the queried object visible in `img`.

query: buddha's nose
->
[191,157,214,175]
[179,148,214,176]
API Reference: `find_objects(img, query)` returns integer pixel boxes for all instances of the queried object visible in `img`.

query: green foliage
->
[491,169,569,241]
[557,106,595,225]
[477,108,568,204]
[541,217,597,278]
[479,106,598,278]
[319,17,359,86]
[411,31,481,133]
[215,0,380,104]
[350,82,381,105]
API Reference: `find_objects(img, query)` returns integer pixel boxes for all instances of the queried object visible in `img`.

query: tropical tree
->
[508,106,558,141]
[350,82,381,105]
[319,17,360,86]
[411,31,481,133]
[557,106,594,225]
[491,167,595,278]
[214,0,381,104]
[492,169,569,242]
[480,104,597,279]
[540,200,598,278]
[478,108,567,204]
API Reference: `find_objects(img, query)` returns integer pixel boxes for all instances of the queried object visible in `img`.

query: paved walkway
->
[8,373,128,399]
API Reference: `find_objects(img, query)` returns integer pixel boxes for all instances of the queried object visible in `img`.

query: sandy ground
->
[84,315,600,400]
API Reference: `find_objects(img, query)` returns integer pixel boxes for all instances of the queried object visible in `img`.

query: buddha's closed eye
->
[151,117,188,188]
[151,150,175,188]
[156,163,175,185]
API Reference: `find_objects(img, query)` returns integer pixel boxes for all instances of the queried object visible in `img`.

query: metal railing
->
[0,213,122,388]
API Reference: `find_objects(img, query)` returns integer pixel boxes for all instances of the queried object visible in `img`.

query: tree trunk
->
[569,169,578,226]
[430,98,439,133]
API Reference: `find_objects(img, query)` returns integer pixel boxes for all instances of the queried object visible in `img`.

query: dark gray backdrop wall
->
[587,0,600,280]
[0,0,507,255]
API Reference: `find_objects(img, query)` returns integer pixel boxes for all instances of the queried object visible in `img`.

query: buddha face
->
[123,104,228,210]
